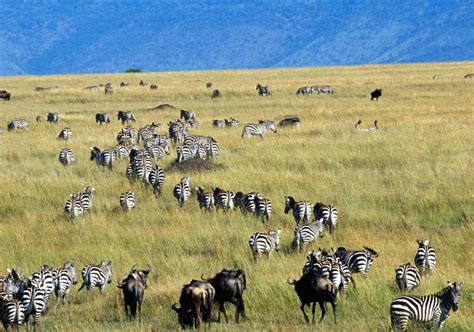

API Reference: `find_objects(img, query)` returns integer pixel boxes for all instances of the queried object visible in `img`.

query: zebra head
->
[100,260,113,284]
[256,83,261,90]
[266,121,277,133]
[284,196,296,214]
[269,229,281,251]
[90,147,101,160]
[446,281,463,311]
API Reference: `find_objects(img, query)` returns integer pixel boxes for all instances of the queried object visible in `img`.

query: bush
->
[125,68,142,73]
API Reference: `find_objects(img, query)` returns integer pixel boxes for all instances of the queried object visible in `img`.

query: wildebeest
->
[201,269,247,323]
[278,117,301,128]
[370,88,383,101]
[117,265,150,320]
[0,90,11,101]
[104,84,113,95]
[139,80,147,86]
[256,83,271,96]
[287,272,337,324]
[172,280,215,329]
[95,113,111,125]
[296,86,310,96]
[211,89,220,98]
[150,84,158,90]
[206,82,213,88]
[120,82,130,87]
[47,112,59,124]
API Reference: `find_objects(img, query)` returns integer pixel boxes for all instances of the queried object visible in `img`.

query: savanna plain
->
[0,62,473,331]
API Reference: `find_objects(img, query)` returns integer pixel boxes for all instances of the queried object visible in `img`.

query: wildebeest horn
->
[287,278,296,285]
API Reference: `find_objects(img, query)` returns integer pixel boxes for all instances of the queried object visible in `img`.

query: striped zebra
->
[30,265,55,308]
[206,141,220,158]
[292,219,324,252]
[147,144,169,160]
[414,240,437,276]
[332,258,354,293]
[77,186,95,211]
[64,193,84,217]
[57,127,72,141]
[241,121,277,138]
[114,143,130,159]
[311,85,334,94]
[21,279,46,326]
[95,113,111,124]
[90,146,116,169]
[168,120,189,144]
[47,112,59,124]
[355,120,379,133]
[225,117,240,127]
[256,83,271,96]
[177,144,200,163]
[296,86,310,96]
[117,126,136,145]
[278,117,301,128]
[117,111,136,125]
[145,134,171,149]
[7,119,28,131]
[184,135,215,148]
[147,165,166,196]
[213,120,226,128]
[187,120,200,128]
[137,123,161,143]
[254,195,272,224]
[104,84,113,95]
[78,261,113,295]
[120,191,136,210]
[390,281,463,331]
[314,202,338,234]
[334,246,378,276]
[58,148,75,166]
[248,230,281,259]
[213,187,235,211]
[195,187,215,212]
[234,192,258,214]
[54,261,77,304]
[180,109,196,121]
[285,196,313,223]
[0,298,24,330]
[395,263,421,292]
[173,177,191,208]
[126,149,153,181]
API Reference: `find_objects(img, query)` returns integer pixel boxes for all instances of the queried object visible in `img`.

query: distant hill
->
[1,1,473,75]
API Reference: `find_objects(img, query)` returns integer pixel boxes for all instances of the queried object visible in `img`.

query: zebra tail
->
[25,292,34,319]
[77,282,85,292]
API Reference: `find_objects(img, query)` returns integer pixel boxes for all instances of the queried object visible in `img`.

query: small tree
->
[125,68,142,73]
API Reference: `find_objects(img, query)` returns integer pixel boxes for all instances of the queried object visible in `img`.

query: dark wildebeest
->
[201,269,247,323]
[180,109,196,121]
[117,265,150,320]
[172,280,215,329]
[0,90,11,101]
[117,111,136,125]
[287,272,337,324]
[120,82,130,87]
[150,84,158,90]
[96,113,111,125]
[139,80,147,86]
[278,117,301,128]
[256,83,271,96]
[35,115,42,123]
[211,89,220,98]
[296,86,310,96]
[47,112,59,124]
[104,84,113,95]
[370,88,383,101]
[206,82,213,88]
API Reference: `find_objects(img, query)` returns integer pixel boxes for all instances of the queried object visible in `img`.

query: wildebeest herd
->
[0,79,465,330]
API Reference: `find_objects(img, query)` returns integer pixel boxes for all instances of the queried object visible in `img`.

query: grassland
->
[0,61,473,331]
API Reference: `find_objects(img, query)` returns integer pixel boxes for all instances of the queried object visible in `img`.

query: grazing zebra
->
[256,83,271,96]
[117,111,136,125]
[355,120,379,133]
[314,202,338,234]
[55,261,77,304]
[64,193,84,217]
[180,109,196,121]
[147,144,169,160]
[95,113,111,124]
[225,117,240,127]
[137,123,161,143]
[57,127,72,141]
[47,112,59,124]
[285,196,313,223]
[0,298,24,330]
[278,117,301,128]
[90,147,116,169]
[334,246,378,276]
[114,143,130,159]
[414,240,437,276]
[117,126,136,145]
[120,191,136,210]
[311,85,334,94]
[21,279,46,326]
[213,188,235,212]
[173,177,191,208]
[104,84,113,94]
[241,121,277,138]
[213,120,226,128]
[206,141,220,158]
[127,149,153,181]
[395,263,421,292]
[296,86,310,96]
[58,148,75,166]
[248,230,281,259]
[7,119,28,131]
[292,219,324,252]
[78,261,113,295]
[147,165,166,196]
[234,192,258,214]
[254,195,272,224]
[390,281,463,331]
[77,186,95,211]
[195,187,215,212]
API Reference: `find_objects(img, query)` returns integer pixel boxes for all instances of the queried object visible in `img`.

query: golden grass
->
[0,61,473,330]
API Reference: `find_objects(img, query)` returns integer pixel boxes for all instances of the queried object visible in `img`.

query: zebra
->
[184,135,215,148]
[0,298,24,330]
[7,119,28,131]
[104,84,113,94]
[120,191,136,210]
[58,148,75,166]
[390,281,463,331]
[77,186,95,211]
[127,149,153,181]
[254,195,272,224]
[314,202,338,234]
[331,257,354,293]
[30,265,55,308]
[206,141,220,158]
[187,120,200,128]
[47,112,59,124]
[117,111,136,125]
[137,123,161,143]
[78,261,113,295]
[292,219,324,252]
[57,127,72,141]
[180,109,196,121]
[355,120,379,133]
[144,135,171,150]
[21,279,46,326]
[334,246,378,276]
[117,126,136,145]
[395,263,421,292]
[90,147,116,169]
[248,230,281,259]
[195,187,215,212]
[296,86,310,96]
[234,192,259,214]
[311,85,334,94]
[54,261,77,304]
[256,83,271,96]
[285,196,313,223]
[225,117,240,127]
[414,240,437,276]
[213,120,226,128]
[95,113,111,124]
[278,117,301,128]
[177,144,199,163]
[114,143,130,159]
[173,177,191,208]
[241,121,277,138]
[168,120,189,144]
[147,165,166,196]
[213,188,235,212]
[64,193,84,218]
[147,144,169,160]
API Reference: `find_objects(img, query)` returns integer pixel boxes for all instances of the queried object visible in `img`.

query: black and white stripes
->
[395,263,421,292]
[57,127,72,141]
[7,119,28,131]
[78,261,113,295]
[414,240,436,276]
[120,191,136,210]
[292,219,324,252]
[285,196,313,223]
[173,176,191,207]
[241,121,277,138]
[248,230,281,259]
[59,148,75,166]
[90,147,116,169]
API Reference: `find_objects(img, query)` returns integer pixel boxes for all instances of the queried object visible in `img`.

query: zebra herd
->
[296,85,334,96]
